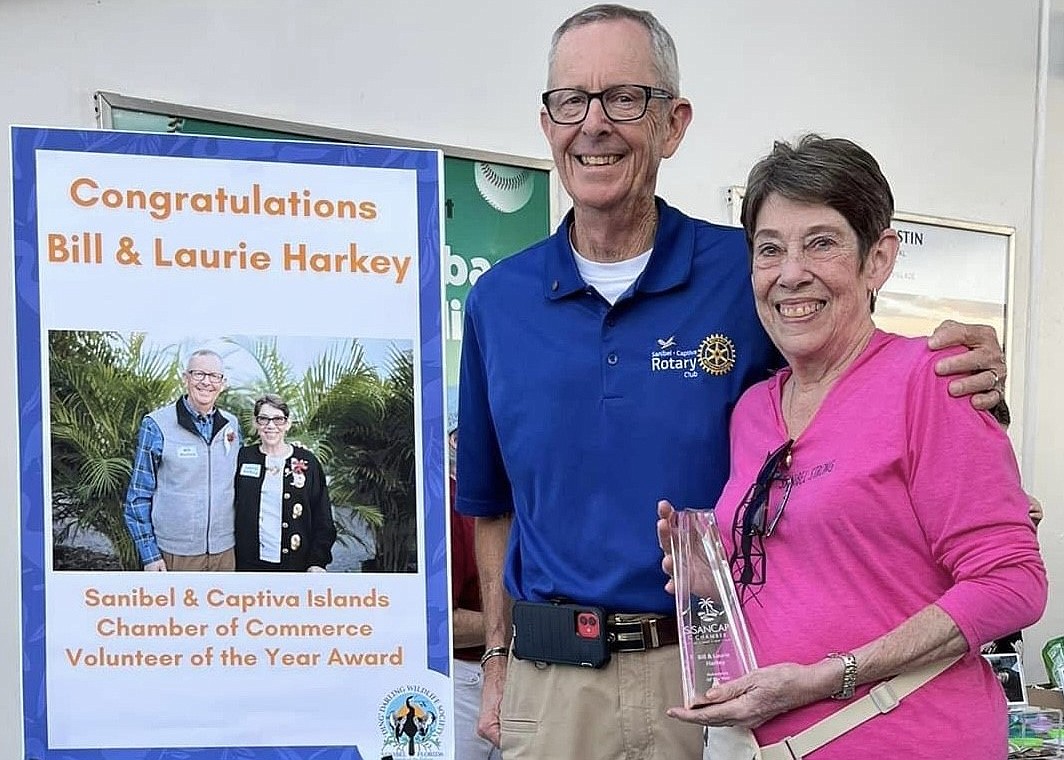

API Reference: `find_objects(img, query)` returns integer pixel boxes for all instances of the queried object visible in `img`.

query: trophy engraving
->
[671,508,757,708]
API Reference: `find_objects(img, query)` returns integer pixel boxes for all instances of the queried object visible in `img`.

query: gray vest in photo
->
[146,401,239,557]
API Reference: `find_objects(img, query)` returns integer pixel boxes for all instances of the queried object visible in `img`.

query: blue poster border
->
[12,126,446,760]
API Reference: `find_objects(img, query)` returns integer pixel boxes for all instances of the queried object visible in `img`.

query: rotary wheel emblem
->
[697,334,736,376]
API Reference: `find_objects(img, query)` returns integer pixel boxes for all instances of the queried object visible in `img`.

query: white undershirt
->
[258,453,285,563]
[572,246,653,305]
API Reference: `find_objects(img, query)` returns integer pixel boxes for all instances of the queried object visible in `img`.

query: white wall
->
[0,0,1054,754]
[1025,0,1064,678]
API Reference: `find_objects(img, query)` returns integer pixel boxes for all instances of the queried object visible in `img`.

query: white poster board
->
[14,126,451,760]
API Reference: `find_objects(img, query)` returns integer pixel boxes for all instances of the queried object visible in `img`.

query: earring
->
[869,288,878,313]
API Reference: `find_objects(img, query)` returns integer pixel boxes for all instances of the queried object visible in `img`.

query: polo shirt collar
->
[544,197,694,300]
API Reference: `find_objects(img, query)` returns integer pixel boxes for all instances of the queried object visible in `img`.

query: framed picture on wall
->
[984,651,1029,707]
[877,213,1013,354]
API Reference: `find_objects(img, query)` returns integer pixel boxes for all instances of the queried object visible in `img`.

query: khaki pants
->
[499,644,703,760]
[161,547,235,572]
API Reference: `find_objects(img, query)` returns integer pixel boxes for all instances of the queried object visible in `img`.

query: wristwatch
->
[826,651,858,700]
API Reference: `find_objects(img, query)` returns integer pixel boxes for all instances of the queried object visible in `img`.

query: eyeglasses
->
[187,369,224,384]
[541,84,675,125]
[729,439,794,606]
[255,415,288,427]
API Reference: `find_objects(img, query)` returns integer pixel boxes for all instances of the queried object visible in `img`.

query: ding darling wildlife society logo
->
[378,685,446,758]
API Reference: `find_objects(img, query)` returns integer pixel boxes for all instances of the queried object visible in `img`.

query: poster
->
[14,127,449,759]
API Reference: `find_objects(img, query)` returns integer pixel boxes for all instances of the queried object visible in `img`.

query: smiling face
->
[255,403,290,448]
[541,19,691,218]
[182,353,226,415]
[751,193,898,371]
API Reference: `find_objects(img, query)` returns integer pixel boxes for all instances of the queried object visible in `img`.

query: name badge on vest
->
[177,445,198,458]
[240,463,262,478]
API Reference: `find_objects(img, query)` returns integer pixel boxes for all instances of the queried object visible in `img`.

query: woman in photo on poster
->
[234,393,337,572]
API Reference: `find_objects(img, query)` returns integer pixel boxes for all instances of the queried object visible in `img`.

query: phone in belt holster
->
[511,600,610,668]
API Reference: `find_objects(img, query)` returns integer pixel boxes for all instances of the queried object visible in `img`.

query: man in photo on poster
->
[122,348,242,571]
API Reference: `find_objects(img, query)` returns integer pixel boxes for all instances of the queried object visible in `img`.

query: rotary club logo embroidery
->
[697,334,736,376]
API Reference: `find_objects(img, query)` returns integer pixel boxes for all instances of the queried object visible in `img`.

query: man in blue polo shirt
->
[455,5,1008,759]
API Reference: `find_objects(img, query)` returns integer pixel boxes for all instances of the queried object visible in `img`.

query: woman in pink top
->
[659,135,1046,758]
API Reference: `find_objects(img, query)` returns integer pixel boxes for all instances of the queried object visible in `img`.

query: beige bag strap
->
[758,655,961,760]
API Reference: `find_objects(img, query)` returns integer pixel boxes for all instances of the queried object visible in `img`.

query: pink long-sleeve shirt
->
[715,330,1047,757]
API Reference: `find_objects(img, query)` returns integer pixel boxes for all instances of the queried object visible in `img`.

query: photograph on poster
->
[48,331,417,575]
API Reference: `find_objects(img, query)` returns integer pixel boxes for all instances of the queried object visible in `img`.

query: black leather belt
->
[606,615,678,652]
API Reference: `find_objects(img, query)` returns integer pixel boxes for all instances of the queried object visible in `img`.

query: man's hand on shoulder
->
[143,559,167,571]
[927,319,1006,411]
[1028,494,1044,529]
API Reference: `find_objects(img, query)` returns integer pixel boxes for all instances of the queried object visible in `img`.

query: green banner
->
[442,158,550,424]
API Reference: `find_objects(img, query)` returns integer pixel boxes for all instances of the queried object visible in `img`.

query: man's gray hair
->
[185,348,224,370]
[548,4,681,94]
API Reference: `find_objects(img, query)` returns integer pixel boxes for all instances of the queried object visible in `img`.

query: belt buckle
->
[645,618,661,648]
[610,618,649,652]
[869,682,899,713]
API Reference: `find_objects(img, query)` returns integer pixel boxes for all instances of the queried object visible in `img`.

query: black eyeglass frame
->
[186,369,225,384]
[540,84,675,125]
[729,439,794,605]
[740,439,794,540]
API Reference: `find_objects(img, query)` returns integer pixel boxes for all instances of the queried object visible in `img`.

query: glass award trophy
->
[671,508,757,708]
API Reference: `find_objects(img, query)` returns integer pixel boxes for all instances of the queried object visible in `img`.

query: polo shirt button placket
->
[606,352,618,366]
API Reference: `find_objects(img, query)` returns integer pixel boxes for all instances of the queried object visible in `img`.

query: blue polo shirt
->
[456,199,781,614]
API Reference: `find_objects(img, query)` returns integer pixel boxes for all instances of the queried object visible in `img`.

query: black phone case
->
[511,601,610,668]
